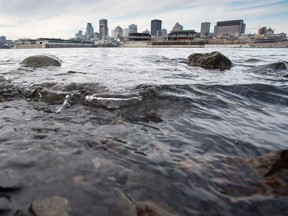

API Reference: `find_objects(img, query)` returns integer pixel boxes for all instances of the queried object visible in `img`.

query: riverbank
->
[3,40,288,49]
[120,41,288,48]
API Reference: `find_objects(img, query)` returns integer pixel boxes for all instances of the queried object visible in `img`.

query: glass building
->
[151,19,162,37]
[99,19,108,39]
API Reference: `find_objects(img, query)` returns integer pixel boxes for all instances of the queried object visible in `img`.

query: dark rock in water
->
[30,196,69,216]
[249,149,288,177]
[0,173,23,192]
[20,55,61,68]
[0,196,12,212]
[225,150,288,197]
[116,190,178,216]
[249,61,288,75]
[188,51,232,70]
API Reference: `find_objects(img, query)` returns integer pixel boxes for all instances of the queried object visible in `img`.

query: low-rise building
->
[128,33,151,41]
[167,30,198,41]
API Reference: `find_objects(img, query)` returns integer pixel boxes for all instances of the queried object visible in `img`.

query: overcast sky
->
[0,0,287,40]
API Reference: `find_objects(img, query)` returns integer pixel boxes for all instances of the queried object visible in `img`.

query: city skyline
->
[0,0,288,40]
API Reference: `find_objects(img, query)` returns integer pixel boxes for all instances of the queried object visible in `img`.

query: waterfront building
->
[214,20,246,37]
[151,19,162,37]
[200,22,211,37]
[266,27,274,35]
[258,26,274,36]
[99,19,108,39]
[128,33,151,41]
[114,26,123,39]
[172,22,184,32]
[123,28,129,37]
[258,27,267,35]
[0,35,6,43]
[74,30,83,40]
[128,24,138,34]
[36,38,94,48]
[167,30,198,41]
[85,23,94,40]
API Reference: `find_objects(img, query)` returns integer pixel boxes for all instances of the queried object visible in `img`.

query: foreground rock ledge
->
[20,55,62,68]
[188,51,232,71]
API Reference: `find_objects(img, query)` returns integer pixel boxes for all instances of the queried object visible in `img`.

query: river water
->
[0,48,288,216]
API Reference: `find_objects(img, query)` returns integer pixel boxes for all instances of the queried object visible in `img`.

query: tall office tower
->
[85,23,94,40]
[200,22,211,37]
[151,19,162,37]
[172,22,184,32]
[99,19,108,38]
[128,24,138,34]
[214,20,246,37]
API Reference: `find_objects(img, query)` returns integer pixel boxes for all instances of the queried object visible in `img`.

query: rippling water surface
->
[0,48,288,216]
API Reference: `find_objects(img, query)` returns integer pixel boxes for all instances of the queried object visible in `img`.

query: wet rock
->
[20,55,61,68]
[188,51,232,70]
[30,196,69,216]
[241,149,288,196]
[0,196,12,212]
[0,173,23,192]
[206,150,288,197]
[249,150,288,177]
[116,191,178,216]
[136,201,178,216]
[73,175,85,183]
[249,61,288,75]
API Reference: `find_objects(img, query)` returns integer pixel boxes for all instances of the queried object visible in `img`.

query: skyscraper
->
[200,22,211,37]
[85,23,94,40]
[99,19,108,39]
[151,19,162,37]
[214,20,245,37]
[128,24,138,34]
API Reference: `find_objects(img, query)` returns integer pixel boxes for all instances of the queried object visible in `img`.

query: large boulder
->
[188,51,232,70]
[20,55,61,68]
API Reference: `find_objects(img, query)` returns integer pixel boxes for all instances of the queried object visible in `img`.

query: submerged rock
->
[188,51,232,70]
[217,150,288,197]
[0,173,23,192]
[249,149,288,177]
[0,196,12,212]
[20,55,61,68]
[30,196,69,216]
[249,61,288,76]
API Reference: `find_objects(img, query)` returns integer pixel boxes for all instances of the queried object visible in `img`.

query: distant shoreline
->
[120,41,288,48]
[4,41,288,49]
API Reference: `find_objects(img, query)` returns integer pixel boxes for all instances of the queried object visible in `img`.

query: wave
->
[2,77,288,113]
